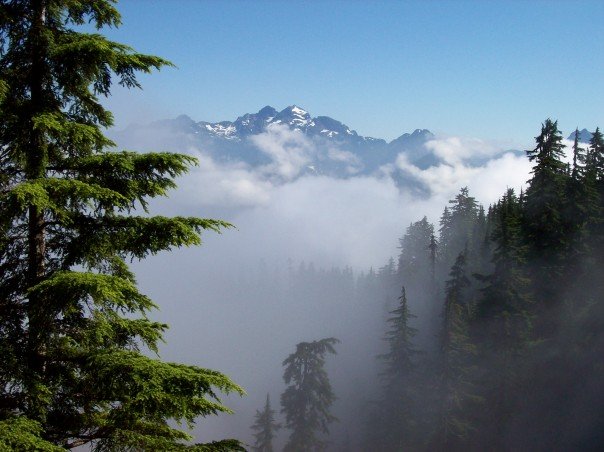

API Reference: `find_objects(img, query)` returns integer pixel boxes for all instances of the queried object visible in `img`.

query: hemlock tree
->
[0,1,244,450]
[281,338,339,452]
[250,394,280,452]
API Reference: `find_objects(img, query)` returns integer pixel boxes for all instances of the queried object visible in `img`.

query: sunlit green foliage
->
[0,0,243,449]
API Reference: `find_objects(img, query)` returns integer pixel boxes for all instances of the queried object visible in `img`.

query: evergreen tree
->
[375,286,420,450]
[588,127,604,180]
[429,233,438,284]
[398,216,434,279]
[438,206,453,267]
[474,189,532,447]
[250,394,280,452]
[281,338,339,452]
[0,1,243,449]
[435,250,479,450]
[523,119,568,319]
[566,129,590,235]
[438,188,479,269]
[586,128,604,245]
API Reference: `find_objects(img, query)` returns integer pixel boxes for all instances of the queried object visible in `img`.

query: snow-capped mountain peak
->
[290,105,308,116]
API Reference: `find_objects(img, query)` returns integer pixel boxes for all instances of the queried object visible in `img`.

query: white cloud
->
[126,128,538,445]
[425,135,503,165]
[155,137,532,270]
[178,151,274,208]
[250,124,315,181]
[395,135,532,203]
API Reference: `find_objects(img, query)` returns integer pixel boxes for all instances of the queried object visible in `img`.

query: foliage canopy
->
[0,0,243,449]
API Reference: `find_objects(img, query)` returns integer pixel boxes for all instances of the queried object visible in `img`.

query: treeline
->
[364,120,604,451]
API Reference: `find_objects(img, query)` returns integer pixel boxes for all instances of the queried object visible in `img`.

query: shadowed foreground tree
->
[281,338,339,452]
[0,1,244,450]
[250,394,280,452]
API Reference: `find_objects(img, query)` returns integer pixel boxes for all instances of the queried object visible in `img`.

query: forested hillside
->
[359,120,604,451]
[1,1,601,451]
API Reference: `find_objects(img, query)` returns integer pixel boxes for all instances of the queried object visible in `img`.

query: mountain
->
[111,105,518,190]
[183,105,380,146]
[113,105,438,172]
[567,128,593,144]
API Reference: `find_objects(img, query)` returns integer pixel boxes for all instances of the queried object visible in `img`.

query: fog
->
[112,123,533,448]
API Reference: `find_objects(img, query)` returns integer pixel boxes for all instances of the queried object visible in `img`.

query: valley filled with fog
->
[110,108,599,449]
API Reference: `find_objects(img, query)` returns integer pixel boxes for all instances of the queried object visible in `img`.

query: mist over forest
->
[112,117,604,451]
[1,1,602,451]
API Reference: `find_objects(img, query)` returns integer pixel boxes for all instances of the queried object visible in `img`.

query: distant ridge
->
[567,128,593,144]
[112,105,519,189]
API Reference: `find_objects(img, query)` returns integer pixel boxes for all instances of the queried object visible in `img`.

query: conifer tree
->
[438,188,479,269]
[474,189,532,446]
[281,338,339,452]
[429,233,438,284]
[567,128,589,229]
[375,286,420,450]
[398,216,434,279]
[586,128,604,244]
[523,119,568,318]
[435,250,479,449]
[250,394,280,452]
[588,127,604,180]
[0,1,243,449]
[438,206,453,267]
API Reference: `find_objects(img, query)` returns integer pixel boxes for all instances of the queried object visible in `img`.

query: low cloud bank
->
[118,124,536,444]
[157,128,533,269]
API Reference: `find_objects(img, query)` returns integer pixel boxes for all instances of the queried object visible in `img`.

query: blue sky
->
[103,0,603,146]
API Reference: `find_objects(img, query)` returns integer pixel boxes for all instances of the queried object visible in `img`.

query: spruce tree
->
[281,338,339,452]
[250,394,280,452]
[0,1,243,449]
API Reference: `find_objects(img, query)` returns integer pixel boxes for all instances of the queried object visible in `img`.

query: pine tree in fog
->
[435,250,480,449]
[373,286,420,450]
[281,338,339,452]
[438,188,479,269]
[364,119,604,451]
[474,189,532,445]
[250,394,280,452]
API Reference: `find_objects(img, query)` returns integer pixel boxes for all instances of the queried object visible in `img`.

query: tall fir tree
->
[250,394,280,452]
[438,188,479,270]
[281,338,339,452]
[586,128,604,251]
[567,128,590,236]
[398,216,434,279]
[373,286,420,450]
[474,189,532,448]
[0,1,244,450]
[523,119,569,325]
[434,250,480,450]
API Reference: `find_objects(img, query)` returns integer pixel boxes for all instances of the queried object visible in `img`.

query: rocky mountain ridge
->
[117,105,437,173]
